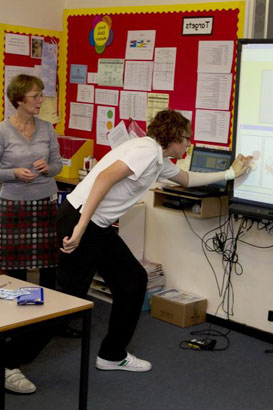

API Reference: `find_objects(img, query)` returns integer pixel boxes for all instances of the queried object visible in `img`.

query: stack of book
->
[88,259,165,310]
[139,260,165,287]
[139,259,166,311]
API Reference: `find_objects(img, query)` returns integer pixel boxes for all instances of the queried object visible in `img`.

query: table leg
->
[0,337,5,410]
[79,309,92,410]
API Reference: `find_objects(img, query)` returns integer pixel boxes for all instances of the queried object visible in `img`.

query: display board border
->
[0,23,63,132]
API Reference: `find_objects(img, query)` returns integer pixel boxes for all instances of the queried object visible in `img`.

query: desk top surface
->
[0,275,94,332]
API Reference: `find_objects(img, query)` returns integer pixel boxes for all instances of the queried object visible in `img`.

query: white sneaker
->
[96,352,152,372]
[5,368,36,394]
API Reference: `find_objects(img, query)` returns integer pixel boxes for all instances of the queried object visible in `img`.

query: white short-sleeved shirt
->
[67,137,180,227]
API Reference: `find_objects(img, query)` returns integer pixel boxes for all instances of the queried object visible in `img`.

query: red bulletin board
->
[64,5,244,161]
[0,24,62,124]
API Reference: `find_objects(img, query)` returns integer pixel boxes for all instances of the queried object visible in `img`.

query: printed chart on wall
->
[62,2,246,160]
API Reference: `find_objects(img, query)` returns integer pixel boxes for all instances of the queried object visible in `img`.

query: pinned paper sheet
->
[95,89,119,106]
[69,102,94,131]
[125,30,156,61]
[38,96,61,124]
[195,110,230,144]
[197,41,234,73]
[147,93,169,125]
[40,42,58,97]
[97,58,124,87]
[96,106,115,146]
[120,91,147,121]
[107,120,135,149]
[153,47,177,91]
[5,33,29,55]
[124,60,153,91]
[196,73,232,110]
[77,84,94,103]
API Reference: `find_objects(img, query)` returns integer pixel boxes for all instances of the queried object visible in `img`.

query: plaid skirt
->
[0,197,59,270]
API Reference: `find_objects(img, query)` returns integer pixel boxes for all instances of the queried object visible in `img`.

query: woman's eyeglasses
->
[25,92,45,101]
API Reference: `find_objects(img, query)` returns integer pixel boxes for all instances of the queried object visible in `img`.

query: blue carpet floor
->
[5,298,273,410]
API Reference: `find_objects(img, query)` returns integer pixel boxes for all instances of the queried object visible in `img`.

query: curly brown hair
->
[7,74,44,109]
[147,109,191,149]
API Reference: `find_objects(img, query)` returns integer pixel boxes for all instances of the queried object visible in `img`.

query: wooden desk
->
[151,188,228,218]
[0,275,94,410]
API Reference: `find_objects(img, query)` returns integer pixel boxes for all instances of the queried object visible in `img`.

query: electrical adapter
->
[187,339,217,351]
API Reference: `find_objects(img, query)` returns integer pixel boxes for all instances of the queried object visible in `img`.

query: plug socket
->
[268,310,273,321]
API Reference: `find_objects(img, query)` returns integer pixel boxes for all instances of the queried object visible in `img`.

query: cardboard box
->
[151,289,207,328]
[57,136,94,178]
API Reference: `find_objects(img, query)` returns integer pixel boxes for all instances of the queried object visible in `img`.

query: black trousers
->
[4,327,56,369]
[56,199,147,361]
[7,268,56,290]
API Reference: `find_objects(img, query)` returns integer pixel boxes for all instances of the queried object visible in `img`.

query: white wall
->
[143,188,273,333]
[0,0,64,31]
[64,0,249,6]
